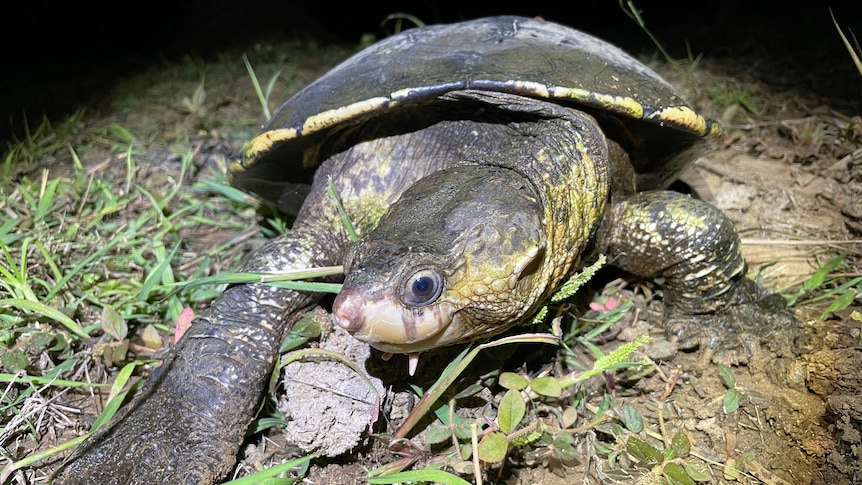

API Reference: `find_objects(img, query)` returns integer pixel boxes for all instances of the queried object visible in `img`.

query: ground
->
[1,6,861,485]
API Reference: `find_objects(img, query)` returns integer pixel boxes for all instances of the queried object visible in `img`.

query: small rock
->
[279,327,385,456]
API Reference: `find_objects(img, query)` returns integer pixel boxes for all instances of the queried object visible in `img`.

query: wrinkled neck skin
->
[337,165,545,352]
[332,91,611,355]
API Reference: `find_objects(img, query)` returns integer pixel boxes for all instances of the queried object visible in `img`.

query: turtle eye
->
[403,269,443,307]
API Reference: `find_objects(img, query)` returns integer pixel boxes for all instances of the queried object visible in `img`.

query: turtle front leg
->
[598,190,797,363]
[53,231,335,485]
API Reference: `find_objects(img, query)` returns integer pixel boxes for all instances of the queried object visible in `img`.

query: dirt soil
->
[2,5,862,485]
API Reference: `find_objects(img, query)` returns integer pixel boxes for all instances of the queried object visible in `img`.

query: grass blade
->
[90,361,144,432]
[221,455,314,485]
[0,434,89,483]
[0,298,88,338]
[177,267,344,294]
[44,229,129,301]
[138,241,181,302]
[832,9,862,77]
[368,469,472,485]
[243,53,271,121]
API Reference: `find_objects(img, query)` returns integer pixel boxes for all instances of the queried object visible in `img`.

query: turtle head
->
[332,240,462,354]
[332,165,549,356]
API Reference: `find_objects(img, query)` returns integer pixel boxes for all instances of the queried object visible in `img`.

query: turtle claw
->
[663,278,799,365]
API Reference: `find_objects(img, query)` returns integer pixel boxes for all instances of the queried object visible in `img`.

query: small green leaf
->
[425,424,451,445]
[497,389,526,434]
[664,462,696,485]
[453,421,474,440]
[140,324,163,349]
[49,333,70,353]
[222,455,314,485]
[607,450,617,469]
[599,422,625,438]
[802,252,846,293]
[723,389,741,414]
[664,444,676,462]
[109,340,129,366]
[717,363,735,389]
[596,393,612,417]
[477,431,508,463]
[623,403,644,433]
[819,287,858,320]
[594,441,616,454]
[499,372,529,390]
[626,436,663,466]
[683,461,711,481]
[100,304,127,341]
[670,431,691,458]
[531,376,562,397]
[1,351,28,372]
[553,432,578,461]
[279,312,323,353]
[724,457,742,479]
[562,406,579,428]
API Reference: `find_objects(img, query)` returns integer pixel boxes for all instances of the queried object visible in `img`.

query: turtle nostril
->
[332,313,353,330]
[332,290,363,331]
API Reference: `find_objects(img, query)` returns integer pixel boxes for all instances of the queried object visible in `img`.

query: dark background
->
[2,0,860,144]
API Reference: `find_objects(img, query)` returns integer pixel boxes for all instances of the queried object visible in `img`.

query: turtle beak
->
[332,286,458,356]
[332,288,416,344]
[333,289,422,376]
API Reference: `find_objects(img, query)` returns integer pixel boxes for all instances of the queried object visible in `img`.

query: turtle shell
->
[229,15,721,206]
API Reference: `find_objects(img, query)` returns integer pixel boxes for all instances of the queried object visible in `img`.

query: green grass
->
[0,69,274,483]
[832,9,862,78]
[0,35,356,483]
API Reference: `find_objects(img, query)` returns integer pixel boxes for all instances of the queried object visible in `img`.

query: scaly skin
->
[600,190,795,362]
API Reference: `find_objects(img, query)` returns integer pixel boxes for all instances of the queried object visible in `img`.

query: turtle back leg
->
[52,230,337,485]
[597,190,797,363]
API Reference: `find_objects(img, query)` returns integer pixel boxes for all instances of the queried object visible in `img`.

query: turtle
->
[54,15,795,485]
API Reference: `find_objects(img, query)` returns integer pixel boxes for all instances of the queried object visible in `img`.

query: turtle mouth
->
[332,287,457,354]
